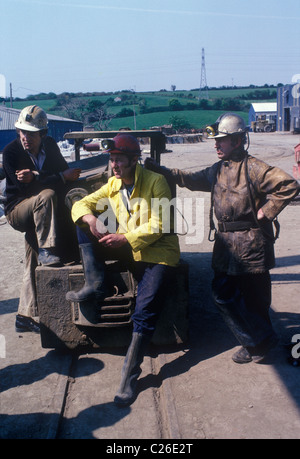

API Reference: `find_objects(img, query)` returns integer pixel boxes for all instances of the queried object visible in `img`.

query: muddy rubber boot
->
[114,332,151,406]
[66,243,105,302]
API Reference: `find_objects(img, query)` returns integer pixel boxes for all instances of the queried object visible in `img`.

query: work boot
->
[15,315,40,333]
[232,335,279,364]
[247,334,279,363]
[66,243,105,302]
[232,347,253,364]
[38,248,61,267]
[114,332,151,406]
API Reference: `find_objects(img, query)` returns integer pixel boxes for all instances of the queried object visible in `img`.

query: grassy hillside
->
[108,109,244,131]
[12,99,57,113]
[8,85,276,131]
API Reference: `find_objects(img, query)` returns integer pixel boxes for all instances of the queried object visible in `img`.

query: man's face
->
[110,153,137,183]
[19,129,42,155]
[214,135,241,160]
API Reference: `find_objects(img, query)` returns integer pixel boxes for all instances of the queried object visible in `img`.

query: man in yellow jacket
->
[66,133,180,406]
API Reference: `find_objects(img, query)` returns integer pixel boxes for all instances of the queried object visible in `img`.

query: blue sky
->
[1,0,300,98]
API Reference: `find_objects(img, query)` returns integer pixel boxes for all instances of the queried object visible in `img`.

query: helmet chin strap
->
[245,131,250,151]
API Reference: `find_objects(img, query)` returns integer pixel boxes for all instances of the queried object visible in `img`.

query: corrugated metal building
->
[248,102,277,130]
[0,105,83,151]
[277,84,300,132]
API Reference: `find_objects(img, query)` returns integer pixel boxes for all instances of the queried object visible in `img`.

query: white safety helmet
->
[206,113,247,138]
[15,105,48,132]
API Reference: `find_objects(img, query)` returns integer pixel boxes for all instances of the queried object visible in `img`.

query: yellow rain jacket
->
[72,163,180,267]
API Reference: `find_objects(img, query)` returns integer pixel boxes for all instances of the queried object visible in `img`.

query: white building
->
[248,102,277,131]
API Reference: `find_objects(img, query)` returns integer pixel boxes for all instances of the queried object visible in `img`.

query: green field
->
[108,109,248,131]
[12,99,57,112]
[9,85,276,131]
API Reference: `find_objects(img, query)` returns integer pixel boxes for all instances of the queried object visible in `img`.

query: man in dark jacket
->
[146,113,300,363]
[3,105,81,332]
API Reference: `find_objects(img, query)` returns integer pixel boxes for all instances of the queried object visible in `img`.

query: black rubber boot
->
[114,332,151,406]
[66,243,105,302]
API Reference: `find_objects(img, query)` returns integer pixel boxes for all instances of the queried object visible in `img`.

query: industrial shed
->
[248,102,277,131]
[277,84,300,132]
[0,105,83,151]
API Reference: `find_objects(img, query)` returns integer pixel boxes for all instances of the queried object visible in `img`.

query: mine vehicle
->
[251,117,276,132]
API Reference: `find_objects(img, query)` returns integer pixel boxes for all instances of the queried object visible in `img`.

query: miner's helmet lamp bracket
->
[101,136,141,155]
[205,122,218,138]
[101,139,115,151]
[205,114,224,138]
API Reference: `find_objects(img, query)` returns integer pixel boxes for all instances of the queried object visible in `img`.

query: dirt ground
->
[0,131,299,439]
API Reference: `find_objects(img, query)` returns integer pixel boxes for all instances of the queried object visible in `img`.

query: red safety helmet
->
[102,134,141,156]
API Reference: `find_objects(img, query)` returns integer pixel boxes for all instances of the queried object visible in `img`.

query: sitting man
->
[66,133,180,406]
[3,105,81,332]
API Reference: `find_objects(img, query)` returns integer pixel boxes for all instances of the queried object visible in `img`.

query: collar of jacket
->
[110,162,142,193]
[226,148,247,163]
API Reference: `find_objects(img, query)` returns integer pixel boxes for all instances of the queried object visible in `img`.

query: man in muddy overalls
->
[146,113,300,363]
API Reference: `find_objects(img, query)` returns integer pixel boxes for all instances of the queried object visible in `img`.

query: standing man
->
[146,113,300,364]
[66,133,180,405]
[3,105,81,333]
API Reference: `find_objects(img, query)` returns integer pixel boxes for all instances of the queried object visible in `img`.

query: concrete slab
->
[1,133,300,439]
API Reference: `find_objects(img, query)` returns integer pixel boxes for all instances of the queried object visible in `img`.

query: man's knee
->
[33,189,57,213]
[38,188,57,203]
